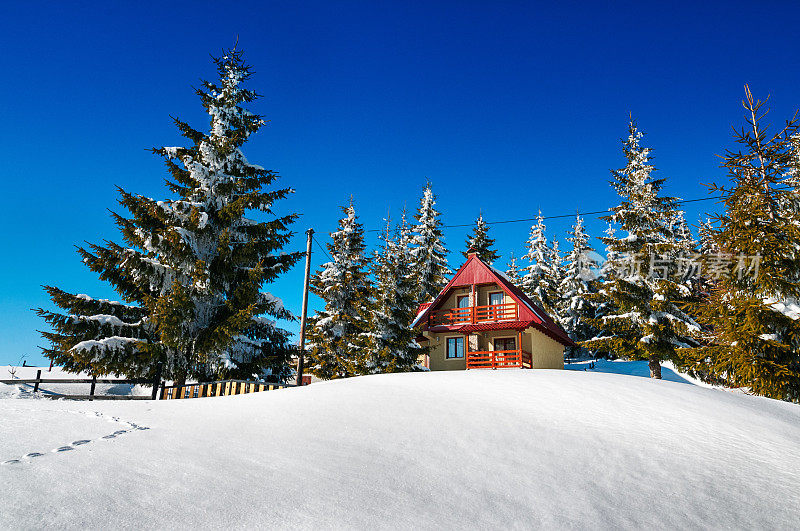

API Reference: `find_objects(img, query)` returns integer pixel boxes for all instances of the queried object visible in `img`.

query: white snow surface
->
[1,368,799,529]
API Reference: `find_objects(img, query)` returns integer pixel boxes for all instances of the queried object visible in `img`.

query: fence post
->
[89,375,97,401]
[151,363,163,401]
[33,369,41,393]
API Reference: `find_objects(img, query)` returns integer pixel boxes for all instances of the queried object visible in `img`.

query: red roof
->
[459,320,535,332]
[413,254,574,347]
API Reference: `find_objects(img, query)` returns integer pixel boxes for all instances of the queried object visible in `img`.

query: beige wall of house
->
[438,286,471,310]
[422,332,468,370]
[527,329,565,369]
[421,327,564,371]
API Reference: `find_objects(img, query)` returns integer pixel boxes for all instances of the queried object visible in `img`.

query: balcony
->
[428,302,519,327]
[467,349,532,369]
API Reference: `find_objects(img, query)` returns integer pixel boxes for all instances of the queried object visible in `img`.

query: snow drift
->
[1,369,799,529]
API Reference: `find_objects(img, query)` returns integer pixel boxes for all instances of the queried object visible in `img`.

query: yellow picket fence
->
[160,379,293,400]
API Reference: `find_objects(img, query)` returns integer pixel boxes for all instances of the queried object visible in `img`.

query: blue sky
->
[2,1,799,365]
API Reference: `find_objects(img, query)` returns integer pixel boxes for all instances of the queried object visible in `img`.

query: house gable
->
[413,254,574,347]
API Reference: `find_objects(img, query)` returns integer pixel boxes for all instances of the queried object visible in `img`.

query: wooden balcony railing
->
[466,349,532,369]
[429,302,518,326]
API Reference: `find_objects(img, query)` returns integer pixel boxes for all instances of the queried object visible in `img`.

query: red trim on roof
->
[459,320,534,332]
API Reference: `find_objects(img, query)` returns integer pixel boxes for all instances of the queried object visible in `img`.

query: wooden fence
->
[1,370,295,401]
[160,379,293,400]
[0,370,157,400]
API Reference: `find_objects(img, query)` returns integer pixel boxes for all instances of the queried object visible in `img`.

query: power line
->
[363,194,724,233]
[311,234,334,262]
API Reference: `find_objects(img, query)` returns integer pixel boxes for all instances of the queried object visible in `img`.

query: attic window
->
[489,292,504,306]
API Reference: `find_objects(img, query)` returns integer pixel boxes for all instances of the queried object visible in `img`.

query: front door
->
[494,337,516,352]
[493,337,517,367]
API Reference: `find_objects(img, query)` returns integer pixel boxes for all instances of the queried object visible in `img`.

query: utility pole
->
[296,228,314,386]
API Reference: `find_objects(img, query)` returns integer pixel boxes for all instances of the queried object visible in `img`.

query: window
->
[489,292,504,306]
[494,337,516,352]
[456,295,470,308]
[446,337,465,358]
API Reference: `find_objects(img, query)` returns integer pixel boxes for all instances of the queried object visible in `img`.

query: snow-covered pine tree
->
[36,48,300,384]
[670,210,696,255]
[559,215,600,351]
[367,210,425,373]
[410,182,451,303]
[583,117,699,378]
[590,224,620,359]
[305,201,373,379]
[505,252,522,286]
[684,88,800,401]
[600,224,619,281]
[698,218,717,256]
[522,210,556,311]
[547,238,566,324]
[463,212,499,264]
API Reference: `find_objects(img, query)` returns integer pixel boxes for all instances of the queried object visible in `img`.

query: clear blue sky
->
[2,1,799,365]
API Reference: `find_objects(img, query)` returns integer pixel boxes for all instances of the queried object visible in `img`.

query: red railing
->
[429,302,518,326]
[466,349,532,369]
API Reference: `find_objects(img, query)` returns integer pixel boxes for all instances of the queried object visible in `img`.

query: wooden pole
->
[89,375,97,401]
[33,369,41,393]
[151,362,163,401]
[295,228,314,386]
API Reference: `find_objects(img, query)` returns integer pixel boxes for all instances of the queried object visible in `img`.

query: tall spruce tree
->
[591,224,620,359]
[684,88,800,401]
[367,211,425,372]
[522,210,557,311]
[410,182,451,303]
[670,210,696,255]
[36,48,300,384]
[559,215,600,350]
[584,117,698,378]
[305,201,373,379]
[698,218,717,256]
[463,212,499,263]
[505,252,522,286]
[548,238,566,324]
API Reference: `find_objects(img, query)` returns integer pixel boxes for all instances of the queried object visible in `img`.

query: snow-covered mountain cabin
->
[413,253,574,370]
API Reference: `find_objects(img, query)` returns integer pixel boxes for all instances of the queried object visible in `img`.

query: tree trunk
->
[648,355,662,379]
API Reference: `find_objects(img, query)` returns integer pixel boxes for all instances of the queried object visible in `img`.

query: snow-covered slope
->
[1,370,799,529]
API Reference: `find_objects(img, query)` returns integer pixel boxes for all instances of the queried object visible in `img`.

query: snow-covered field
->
[1,367,799,529]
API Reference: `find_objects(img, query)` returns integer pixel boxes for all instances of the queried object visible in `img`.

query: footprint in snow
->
[2,411,149,466]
